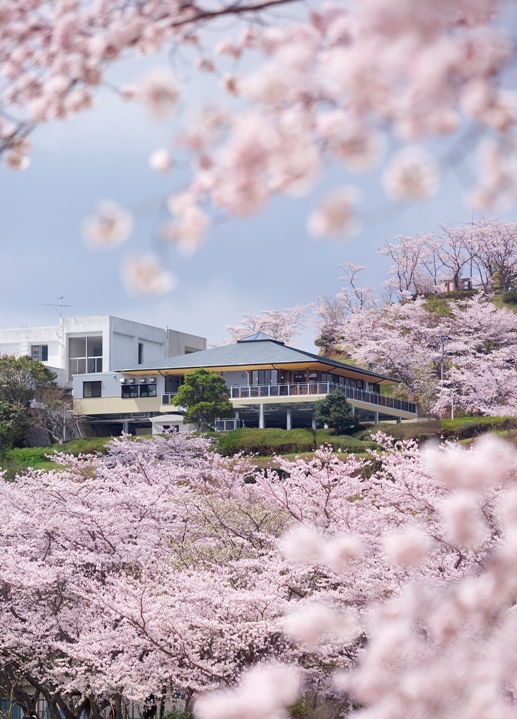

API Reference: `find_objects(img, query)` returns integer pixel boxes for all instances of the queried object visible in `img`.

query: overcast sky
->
[2,50,517,351]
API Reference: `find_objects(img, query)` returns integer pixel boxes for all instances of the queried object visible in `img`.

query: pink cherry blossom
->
[308,187,361,238]
[122,254,176,295]
[149,148,172,173]
[83,200,133,247]
[383,146,439,201]
[138,68,180,119]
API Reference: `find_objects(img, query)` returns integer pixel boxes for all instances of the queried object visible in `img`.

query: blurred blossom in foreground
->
[122,255,176,296]
[281,525,362,571]
[149,148,173,173]
[194,663,302,719]
[83,201,133,248]
[383,146,439,201]
[308,187,362,238]
[284,603,360,647]
[138,68,180,119]
[384,527,432,567]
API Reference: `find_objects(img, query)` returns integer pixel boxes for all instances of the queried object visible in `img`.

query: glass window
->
[321,372,332,383]
[293,371,306,383]
[83,381,101,398]
[122,385,139,398]
[140,383,157,398]
[308,371,318,383]
[88,338,103,357]
[31,345,48,362]
[87,357,103,373]
[68,336,103,375]
[69,337,86,358]
[251,370,277,385]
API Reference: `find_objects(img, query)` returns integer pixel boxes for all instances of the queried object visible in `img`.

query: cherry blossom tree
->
[225,305,307,345]
[469,219,517,293]
[337,294,517,416]
[8,427,517,713]
[379,233,440,298]
[193,434,517,719]
[2,428,515,717]
[2,0,517,289]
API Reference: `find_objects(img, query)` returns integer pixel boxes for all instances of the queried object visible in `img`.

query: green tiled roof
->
[120,333,395,382]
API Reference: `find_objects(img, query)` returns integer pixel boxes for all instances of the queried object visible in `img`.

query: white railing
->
[230,383,417,414]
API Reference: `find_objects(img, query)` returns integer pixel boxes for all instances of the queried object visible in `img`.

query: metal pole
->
[440,335,445,383]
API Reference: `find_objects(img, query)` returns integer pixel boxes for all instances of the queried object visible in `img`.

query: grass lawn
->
[3,416,517,480]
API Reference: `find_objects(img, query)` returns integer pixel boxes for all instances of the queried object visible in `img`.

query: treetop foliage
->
[175,368,234,431]
[315,391,355,435]
[0,354,56,448]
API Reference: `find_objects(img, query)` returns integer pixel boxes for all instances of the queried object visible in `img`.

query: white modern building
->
[0,316,206,436]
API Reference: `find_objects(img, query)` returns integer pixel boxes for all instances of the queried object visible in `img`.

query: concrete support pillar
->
[122,421,130,434]
[311,413,317,431]
[374,412,379,425]
[324,423,329,429]
[286,408,292,431]
[352,405,356,418]
[259,403,265,429]
[396,417,401,424]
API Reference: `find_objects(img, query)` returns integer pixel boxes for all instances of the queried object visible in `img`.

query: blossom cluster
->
[2,0,517,260]
[1,430,514,718]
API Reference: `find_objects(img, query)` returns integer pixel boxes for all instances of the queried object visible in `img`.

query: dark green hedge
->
[210,427,375,456]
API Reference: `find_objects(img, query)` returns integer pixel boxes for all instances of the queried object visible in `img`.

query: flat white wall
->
[73,372,165,399]
[168,330,206,357]
[223,370,249,387]
[112,332,135,371]
[0,326,63,368]
[142,339,165,364]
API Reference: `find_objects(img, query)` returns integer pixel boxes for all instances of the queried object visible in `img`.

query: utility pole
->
[440,334,446,383]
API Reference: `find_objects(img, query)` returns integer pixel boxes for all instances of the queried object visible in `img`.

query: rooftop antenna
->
[43,297,73,318]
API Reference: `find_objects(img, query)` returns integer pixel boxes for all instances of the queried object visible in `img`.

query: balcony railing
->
[230,383,417,414]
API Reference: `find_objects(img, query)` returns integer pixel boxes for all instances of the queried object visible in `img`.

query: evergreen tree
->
[315,390,354,435]
[175,368,234,431]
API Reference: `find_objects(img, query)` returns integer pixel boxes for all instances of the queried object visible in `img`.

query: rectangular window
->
[293,371,306,383]
[139,383,157,398]
[251,370,278,385]
[83,381,102,398]
[31,345,48,362]
[121,385,139,398]
[138,342,144,365]
[69,336,103,376]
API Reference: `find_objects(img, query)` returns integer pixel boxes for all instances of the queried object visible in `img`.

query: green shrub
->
[361,421,441,442]
[315,430,378,452]
[0,436,113,480]
[441,416,517,439]
[209,427,377,456]
[501,289,517,304]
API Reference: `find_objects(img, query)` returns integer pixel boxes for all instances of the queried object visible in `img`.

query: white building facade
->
[0,315,206,386]
[0,316,206,437]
